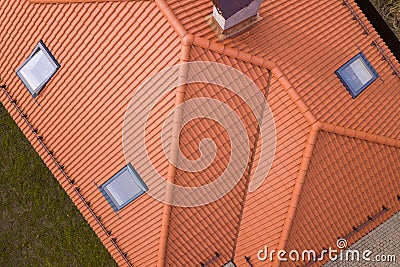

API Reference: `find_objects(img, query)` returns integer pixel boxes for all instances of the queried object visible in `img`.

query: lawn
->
[370,0,400,39]
[0,103,117,267]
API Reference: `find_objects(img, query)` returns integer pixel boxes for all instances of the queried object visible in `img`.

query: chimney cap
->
[213,0,255,19]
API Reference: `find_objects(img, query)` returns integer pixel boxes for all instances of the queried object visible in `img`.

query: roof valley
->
[231,69,273,259]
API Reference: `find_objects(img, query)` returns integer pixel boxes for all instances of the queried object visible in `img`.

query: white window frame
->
[16,40,60,98]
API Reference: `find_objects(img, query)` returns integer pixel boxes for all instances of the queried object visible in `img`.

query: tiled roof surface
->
[165,44,272,266]
[284,131,400,266]
[234,75,310,267]
[0,1,181,266]
[0,0,399,267]
[168,0,400,138]
[166,0,400,266]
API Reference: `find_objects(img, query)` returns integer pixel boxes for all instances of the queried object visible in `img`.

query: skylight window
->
[335,52,378,98]
[100,164,148,211]
[16,40,60,98]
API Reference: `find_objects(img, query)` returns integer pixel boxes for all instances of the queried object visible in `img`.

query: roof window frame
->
[100,163,148,212]
[16,40,60,98]
[335,52,378,98]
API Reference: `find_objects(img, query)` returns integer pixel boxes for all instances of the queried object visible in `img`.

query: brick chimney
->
[212,0,262,32]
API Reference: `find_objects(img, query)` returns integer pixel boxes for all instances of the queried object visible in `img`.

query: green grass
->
[0,103,117,267]
[370,0,400,39]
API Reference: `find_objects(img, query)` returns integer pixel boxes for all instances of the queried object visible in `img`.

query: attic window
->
[335,52,378,98]
[100,164,148,211]
[16,40,60,98]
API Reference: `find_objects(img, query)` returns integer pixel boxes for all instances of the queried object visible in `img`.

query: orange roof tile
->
[165,44,272,266]
[234,76,311,267]
[1,0,399,267]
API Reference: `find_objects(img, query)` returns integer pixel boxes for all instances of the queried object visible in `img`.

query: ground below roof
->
[0,103,117,267]
[370,0,400,39]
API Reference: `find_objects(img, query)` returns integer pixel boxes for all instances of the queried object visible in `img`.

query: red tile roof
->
[0,0,399,267]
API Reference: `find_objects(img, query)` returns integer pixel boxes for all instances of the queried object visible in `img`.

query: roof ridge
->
[181,34,283,263]
[184,34,322,266]
[156,40,191,267]
[164,1,318,133]
[272,123,320,267]
[151,2,188,266]
[188,34,318,130]
[184,37,322,264]
[271,67,317,126]
[190,35,276,69]
[319,122,400,148]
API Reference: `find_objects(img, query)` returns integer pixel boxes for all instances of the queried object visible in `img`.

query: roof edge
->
[0,82,133,266]
[272,124,320,267]
[271,119,400,267]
